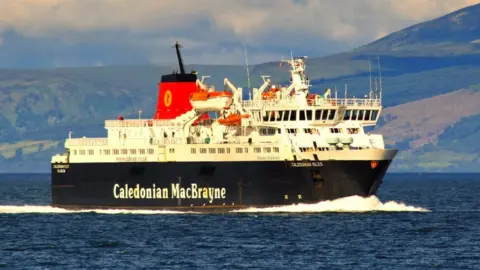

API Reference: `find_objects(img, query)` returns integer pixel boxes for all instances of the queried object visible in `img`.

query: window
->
[254,147,261,153]
[130,149,137,155]
[226,148,231,154]
[328,110,336,120]
[260,128,276,136]
[306,110,313,120]
[79,150,85,155]
[352,110,358,120]
[358,110,365,121]
[304,128,313,134]
[365,110,371,121]
[200,148,207,154]
[273,147,279,153]
[343,110,351,121]
[321,110,328,120]
[263,147,271,153]
[147,149,154,154]
[73,150,77,155]
[209,148,216,154]
[88,149,94,155]
[244,147,249,153]
[371,110,379,121]
[282,111,289,121]
[113,149,119,155]
[139,149,146,155]
[169,148,175,154]
[236,148,243,154]
[103,149,110,155]
[330,128,341,134]
[315,110,322,120]
[287,129,296,134]
[299,110,306,121]
[191,148,196,154]
[289,110,297,121]
[218,148,225,154]
[121,149,127,155]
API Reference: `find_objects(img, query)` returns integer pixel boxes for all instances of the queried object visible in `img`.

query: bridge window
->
[328,110,336,120]
[321,110,328,120]
[299,110,306,121]
[282,110,289,121]
[352,110,358,120]
[365,110,371,121]
[306,110,313,120]
[314,110,322,120]
[289,110,297,121]
[343,110,351,120]
[371,110,379,121]
[358,110,365,121]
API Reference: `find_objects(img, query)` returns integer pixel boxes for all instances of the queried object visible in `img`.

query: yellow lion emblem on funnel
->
[164,90,172,107]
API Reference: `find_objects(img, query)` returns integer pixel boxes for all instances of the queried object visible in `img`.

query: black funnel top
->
[160,41,197,83]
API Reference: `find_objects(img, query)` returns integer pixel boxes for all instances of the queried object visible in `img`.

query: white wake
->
[232,195,430,213]
[0,196,429,214]
[0,205,195,215]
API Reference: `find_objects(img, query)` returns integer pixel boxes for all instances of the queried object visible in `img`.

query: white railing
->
[242,98,381,109]
[66,138,108,147]
[105,119,182,128]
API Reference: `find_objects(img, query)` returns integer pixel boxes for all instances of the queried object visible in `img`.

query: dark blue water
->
[0,173,479,269]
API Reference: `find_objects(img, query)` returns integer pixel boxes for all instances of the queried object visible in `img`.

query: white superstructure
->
[52,54,395,167]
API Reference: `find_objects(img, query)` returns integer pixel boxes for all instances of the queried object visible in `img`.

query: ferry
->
[51,42,397,211]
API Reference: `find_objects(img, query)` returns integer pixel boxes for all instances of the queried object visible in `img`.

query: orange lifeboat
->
[189,90,233,112]
[262,88,280,100]
[218,113,250,126]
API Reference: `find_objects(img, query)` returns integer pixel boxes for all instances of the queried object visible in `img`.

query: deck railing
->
[242,98,381,108]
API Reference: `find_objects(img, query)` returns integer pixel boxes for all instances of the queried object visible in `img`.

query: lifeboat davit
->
[189,90,233,112]
[218,113,250,126]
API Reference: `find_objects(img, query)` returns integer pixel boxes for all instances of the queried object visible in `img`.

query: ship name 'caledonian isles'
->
[113,183,226,203]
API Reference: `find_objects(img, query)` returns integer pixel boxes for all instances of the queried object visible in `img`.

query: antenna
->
[377,56,383,104]
[173,41,185,74]
[369,58,373,100]
[243,44,252,100]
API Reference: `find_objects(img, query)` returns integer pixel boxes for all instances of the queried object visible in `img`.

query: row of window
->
[343,110,378,121]
[258,109,380,122]
[190,147,280,154]
[262,109,337,122]
[71,148,155,156]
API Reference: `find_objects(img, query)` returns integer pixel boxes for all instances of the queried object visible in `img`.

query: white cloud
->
[0,0,478,64]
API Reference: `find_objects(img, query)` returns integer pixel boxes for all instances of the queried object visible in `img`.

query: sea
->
[0,173,479,269]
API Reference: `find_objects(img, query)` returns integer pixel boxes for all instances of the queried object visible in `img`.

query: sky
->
[0,0,478,68]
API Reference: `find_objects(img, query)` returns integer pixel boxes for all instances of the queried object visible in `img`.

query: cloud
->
[0,0,478,65]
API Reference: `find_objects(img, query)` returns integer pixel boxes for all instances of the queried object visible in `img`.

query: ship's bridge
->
[243,97,382,127]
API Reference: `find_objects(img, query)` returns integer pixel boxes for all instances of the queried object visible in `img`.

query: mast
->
[377,56,383,104]
[174,41,185,74]
[244,44,252,100]
[369,58,373,100]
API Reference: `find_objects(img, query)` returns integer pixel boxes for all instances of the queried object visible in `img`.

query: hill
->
[0,3,480,172]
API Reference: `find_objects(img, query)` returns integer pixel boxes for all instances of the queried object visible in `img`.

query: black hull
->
[51,160,392,211]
